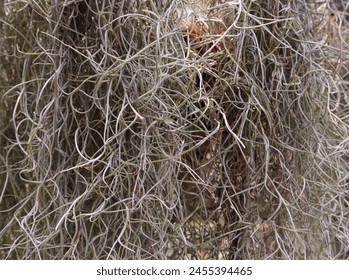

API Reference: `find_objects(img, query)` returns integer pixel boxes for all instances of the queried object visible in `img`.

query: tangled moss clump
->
[0,0,348,259]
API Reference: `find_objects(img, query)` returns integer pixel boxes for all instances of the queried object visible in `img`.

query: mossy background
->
[0,0,348,259]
